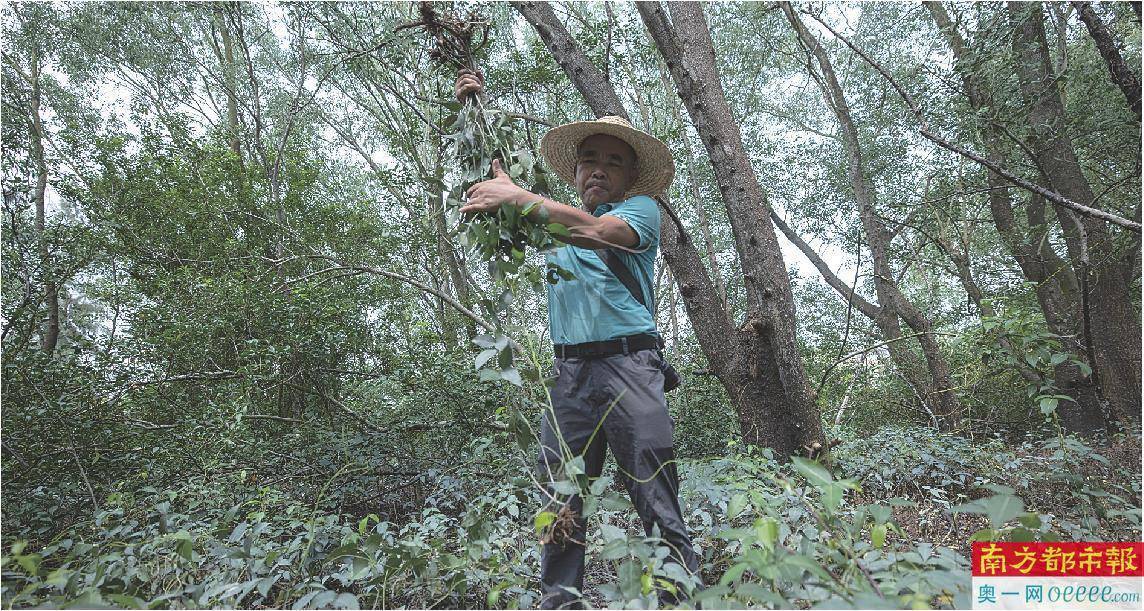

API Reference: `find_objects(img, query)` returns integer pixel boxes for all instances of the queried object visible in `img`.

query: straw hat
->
[539,116,675,198]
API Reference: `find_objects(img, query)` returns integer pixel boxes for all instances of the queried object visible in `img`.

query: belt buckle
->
[621,336,629,355]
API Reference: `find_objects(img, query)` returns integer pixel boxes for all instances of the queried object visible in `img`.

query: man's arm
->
[462,160,639,250]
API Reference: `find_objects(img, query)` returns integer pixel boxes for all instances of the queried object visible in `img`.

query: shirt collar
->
[592,201,618,217]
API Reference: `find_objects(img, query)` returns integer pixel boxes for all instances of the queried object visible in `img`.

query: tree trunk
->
[784,4,962,430]
[28,54,59,355]
[666,266,680,352]
[214,5,243,160]
[925,2,1112,433]
[427,124,474,346]
[1071,1,1142,122]
[637,2,824,453]
[1008,1,1140,429]
[514,0,824,458]
[659,62,729,311]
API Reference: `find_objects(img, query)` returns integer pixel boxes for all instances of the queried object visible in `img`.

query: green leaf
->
[333,593,359,610]
[782,553,831,580]
[821,483,845,513]
[582,494,599,518]
[869,504,892,525]
[1008,527,1036,542]
[726,493,749,520]
[981,494,1025,528]
[177,538,192,562]
[719,562,750,586]
[478,368,502,382]
[500,367,522,386]
[601,523,626,543]
[15,552,40,575]
[756,517,778,550]
[546,223,571,237]
[969,528,1000,542]
[618,560,642,599]
[565,456,586,477]
[734,583,786,606]
[871,523,887,548]
[791,457,833,488]
[474,348,498,370]
[589,475,612,496]
[497,346,514,370]
[600,493,632,511]
[105,594,146,609]
[551,480,578,495]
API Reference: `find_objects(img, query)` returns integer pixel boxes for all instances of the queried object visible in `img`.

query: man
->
[457,72,700,608]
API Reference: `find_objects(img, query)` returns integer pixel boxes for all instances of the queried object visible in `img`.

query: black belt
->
[554,333,664,359]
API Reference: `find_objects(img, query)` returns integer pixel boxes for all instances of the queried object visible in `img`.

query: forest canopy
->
[2,1,1140,609]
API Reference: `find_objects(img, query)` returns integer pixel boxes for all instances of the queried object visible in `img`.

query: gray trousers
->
[537,348,700,609]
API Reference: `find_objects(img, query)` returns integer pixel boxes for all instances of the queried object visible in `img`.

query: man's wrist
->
[513,189,542,209]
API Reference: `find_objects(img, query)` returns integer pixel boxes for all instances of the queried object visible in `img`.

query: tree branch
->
[769,210,880,319]
[806,10,1141,233]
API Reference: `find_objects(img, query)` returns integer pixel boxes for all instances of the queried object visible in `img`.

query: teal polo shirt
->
[546,195,661,345]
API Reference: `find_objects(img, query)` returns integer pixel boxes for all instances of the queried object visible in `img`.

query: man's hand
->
[462,160,536,214]
[462,161,640,251]
[454,69,484,102]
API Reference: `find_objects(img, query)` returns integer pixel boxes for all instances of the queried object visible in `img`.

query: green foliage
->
[445,98,564,294]
[5,414,1140,609]
[834,426,1141,544]
[979,300,1091,414]
[2,2,1141,610]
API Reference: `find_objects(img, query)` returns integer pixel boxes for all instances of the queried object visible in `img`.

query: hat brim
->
[539,119,674,198]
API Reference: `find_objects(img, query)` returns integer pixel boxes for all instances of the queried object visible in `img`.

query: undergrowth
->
[3,427,1139,609]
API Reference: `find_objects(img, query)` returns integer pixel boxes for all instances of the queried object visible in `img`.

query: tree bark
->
[666,266,680,351]
[636,2,824,453]
[784,4,962,430]
[427,121,474,345]
[515,0,824,458]
[27,53,59,354]
[1008,1,1140,429]
[770,209,938,406]
[213,4,243,160]
[1071,1,1142,122]
[659,62,729,311]
[925,2,1112,434]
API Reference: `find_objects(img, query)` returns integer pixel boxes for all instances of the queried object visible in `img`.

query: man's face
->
[574,134,639,210]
